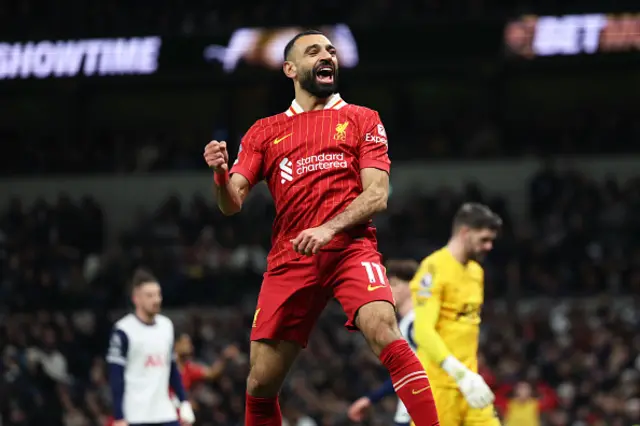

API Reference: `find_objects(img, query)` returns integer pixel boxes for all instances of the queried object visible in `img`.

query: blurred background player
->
[174,333,240,391]
[106,269,195,426]
[204,30,439,426]
[411,203,502,426]
[347,259,419,426]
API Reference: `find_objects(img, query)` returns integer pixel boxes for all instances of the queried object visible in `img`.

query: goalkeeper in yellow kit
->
[411,203,502,426]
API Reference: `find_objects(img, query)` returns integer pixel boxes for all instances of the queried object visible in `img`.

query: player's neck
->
[175,355,186,366]
[134,309,156,325]
[294,89,334,112]
[446,239,469,265]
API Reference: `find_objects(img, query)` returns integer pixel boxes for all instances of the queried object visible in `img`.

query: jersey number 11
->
[361,261,386,284]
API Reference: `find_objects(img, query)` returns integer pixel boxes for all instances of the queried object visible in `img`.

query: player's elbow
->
[362,169,389,213]
[371,189,387,213]
[414,323,435,346]
[217,196,243,216]
[219,204,241,216]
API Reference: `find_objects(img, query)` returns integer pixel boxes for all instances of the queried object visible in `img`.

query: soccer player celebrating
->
[348,259,420,426]
[411,203,502,426]
[203,30,439,426]
[106,269,195,426]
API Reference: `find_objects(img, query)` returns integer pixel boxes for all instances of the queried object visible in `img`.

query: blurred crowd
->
[484,298,640,426]
[2,165,640,306]
[2,106,639,176]
[3,296,640,425]
[4,0,636,38]
[1,167,640,425]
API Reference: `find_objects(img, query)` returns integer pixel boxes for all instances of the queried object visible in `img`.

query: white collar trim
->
[285,93,346,116]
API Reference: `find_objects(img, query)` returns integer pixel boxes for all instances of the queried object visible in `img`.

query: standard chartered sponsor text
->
[296,153,348,174]
[0,37,161,80]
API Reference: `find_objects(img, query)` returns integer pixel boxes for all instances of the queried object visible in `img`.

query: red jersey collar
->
[285,93,346,117]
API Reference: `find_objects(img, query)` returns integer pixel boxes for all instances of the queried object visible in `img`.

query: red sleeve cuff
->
[230,165,257,186]
[360,159,390,173]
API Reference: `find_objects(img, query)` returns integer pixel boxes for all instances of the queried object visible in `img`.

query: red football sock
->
[380,340,440,426]
[245,393,282,426]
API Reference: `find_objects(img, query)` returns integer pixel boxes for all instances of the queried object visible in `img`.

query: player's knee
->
[246,364,282,397]
[356,301,402,354]
[246,340,300,397]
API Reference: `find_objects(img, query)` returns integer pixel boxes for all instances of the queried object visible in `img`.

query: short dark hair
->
[131,268,158,289]
[385,259,419,282]
[452,203,502,232]
[283,29,325,61]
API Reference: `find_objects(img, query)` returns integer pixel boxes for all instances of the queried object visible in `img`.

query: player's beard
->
[146,303,161,316]
[468,249,487,262]
[299,64,338,99]
[176,351,191,360]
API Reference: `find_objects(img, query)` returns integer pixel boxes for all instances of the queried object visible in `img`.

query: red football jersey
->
[180,360,206,391]
[230,94,390,270]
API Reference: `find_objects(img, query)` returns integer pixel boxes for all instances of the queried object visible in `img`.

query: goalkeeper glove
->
[179,400,196,424]
[442,356,495,409]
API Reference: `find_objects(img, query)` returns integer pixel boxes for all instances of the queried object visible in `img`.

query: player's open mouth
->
[315,65,334,84]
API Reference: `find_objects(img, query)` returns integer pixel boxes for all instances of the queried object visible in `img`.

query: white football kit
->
[106,314,179,424]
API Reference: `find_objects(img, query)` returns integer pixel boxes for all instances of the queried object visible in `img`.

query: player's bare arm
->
[324,167,389,231]
[204,344,240,380]
[291,167,389,255]
[204,140,251,215]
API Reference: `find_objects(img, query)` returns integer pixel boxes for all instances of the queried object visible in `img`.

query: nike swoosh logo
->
[273,133,292,145]
[412,386,431,395]
[367,285,386,292]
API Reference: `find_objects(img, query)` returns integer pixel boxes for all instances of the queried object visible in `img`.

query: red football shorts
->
[251,239,395,347]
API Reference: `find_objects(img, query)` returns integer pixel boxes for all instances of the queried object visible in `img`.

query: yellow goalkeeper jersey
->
[410,247,484,388]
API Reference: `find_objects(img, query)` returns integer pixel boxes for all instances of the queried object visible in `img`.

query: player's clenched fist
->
[203,140,229,172]
[291,225,335,255]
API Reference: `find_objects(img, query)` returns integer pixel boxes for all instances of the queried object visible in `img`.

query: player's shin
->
[245,393,282,426]
[244,339,300,426]
[379,340,440,426]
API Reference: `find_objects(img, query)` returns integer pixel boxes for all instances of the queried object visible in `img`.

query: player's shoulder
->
[114,313,173,331]
[420,247,451,270]
[467,260,484,277]
[255,112,290,127]
[240,113,292,150]
[341,103,380,121]
[113,313,136,331]
[410,248,447,290]
[246,113,289,137]
[155,314,174,329]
